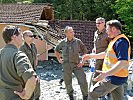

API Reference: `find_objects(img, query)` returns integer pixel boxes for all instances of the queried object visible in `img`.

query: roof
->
[49,20,97,53]
[0,3,54,23]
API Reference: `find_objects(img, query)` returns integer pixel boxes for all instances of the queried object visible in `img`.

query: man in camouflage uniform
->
[93,17,111,85]
[19,30,40,100]
[55,26,88,100]
[0,25,38,100]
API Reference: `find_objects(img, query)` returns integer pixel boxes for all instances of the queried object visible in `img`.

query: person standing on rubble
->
[20,30,38,71]
[55,26,88,100]
[19,30,40,100]
[82,20,131,100]
[92,17,111,85]
[0,25,38,100]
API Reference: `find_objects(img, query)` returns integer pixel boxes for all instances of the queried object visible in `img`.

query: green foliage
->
[0,0,17,3]
[115,0,133,36]
[92,0,117,20]
[0,0,33,3]
[33,0,117,20]
[23,1,32,4]
[53,0,117,20]
[53,0,72,20]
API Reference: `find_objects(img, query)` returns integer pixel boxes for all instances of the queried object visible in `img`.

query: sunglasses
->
[12,27,19,36]
[96,22,103,24]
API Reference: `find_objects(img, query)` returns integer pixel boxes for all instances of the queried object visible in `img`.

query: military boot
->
[59,78,64,85]
[68,91,74,100]
[69,94,74,100]
[83,95,88,100]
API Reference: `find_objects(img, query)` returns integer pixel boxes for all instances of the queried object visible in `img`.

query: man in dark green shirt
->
[0,25,38,100]
[20,30,38,71]
[19,30,40,100]
[55,26,88,100]
[93,17,111,85]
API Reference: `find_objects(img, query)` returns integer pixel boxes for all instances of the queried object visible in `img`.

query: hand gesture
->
[93,70,107,82]
[58,58,64,64]
[82,54,91,61]
[77,61,84,68]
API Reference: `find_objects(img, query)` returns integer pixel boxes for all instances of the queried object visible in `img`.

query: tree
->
[32,0,117,21]
[115,0,133,36]
[92,0,117,20]
[0,0,32,3]
[0,0,16,3]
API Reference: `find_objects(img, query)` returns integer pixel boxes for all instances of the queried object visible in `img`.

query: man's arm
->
[78,39,87,54]
[105,60,128,76]
[77,39,88,67]
[78,52,105,67]
[82,52,106,61]
[14,52,38,99]
[55,51,63,64]
[94,60,128,81]
[14,76,37,99]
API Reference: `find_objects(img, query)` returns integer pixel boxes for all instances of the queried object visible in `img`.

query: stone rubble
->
[37,60,133,100]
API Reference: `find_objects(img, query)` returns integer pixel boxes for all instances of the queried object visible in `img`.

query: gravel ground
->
[36,60,133,100]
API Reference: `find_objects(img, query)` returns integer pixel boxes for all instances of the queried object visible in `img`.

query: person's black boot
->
[83,95,88,100]
[69,94,74,100]
[59,78,64,85]
[68,91,74,100]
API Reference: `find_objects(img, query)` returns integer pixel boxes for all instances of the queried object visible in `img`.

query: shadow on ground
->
[36,59,89,81]
[36,60,62,81]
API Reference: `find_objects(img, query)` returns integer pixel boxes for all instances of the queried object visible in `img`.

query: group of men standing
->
[0,17,131,100]
[55,18,131,100]
[0,26,39,100]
